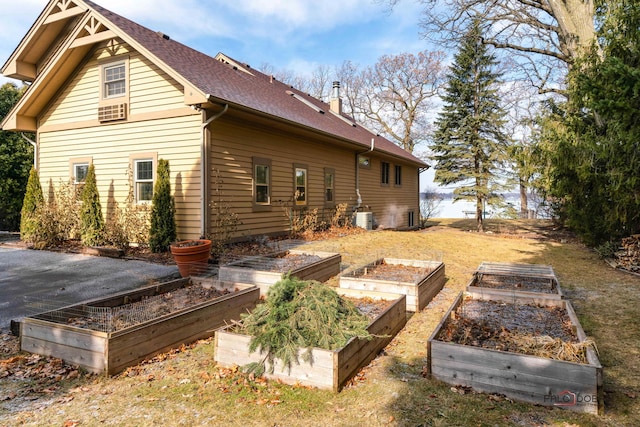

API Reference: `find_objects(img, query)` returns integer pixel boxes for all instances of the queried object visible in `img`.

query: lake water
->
[424,193,532,219]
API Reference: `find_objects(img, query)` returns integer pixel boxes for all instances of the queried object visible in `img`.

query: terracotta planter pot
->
[170,239,212,277]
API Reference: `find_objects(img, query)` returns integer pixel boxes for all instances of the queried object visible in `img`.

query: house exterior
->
[2,0,428,241]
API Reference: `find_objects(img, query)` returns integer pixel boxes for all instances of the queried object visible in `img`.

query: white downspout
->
[355,137,375,209]
[20,133,37,168]
[200,103,228,238]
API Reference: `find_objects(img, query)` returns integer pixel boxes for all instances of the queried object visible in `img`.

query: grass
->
[2,219,639,426]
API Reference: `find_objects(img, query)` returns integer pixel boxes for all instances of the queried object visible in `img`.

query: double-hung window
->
[381,161,390,185]
[295,165,308,206]
[253,157,271,210]
[324,168,335,205]
[134,159,154,202]
[395,165,402,186]
[103,62,126,99]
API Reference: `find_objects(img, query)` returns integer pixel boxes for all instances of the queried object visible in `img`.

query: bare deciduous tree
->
[388,0,597,93]
[352,50,446,153]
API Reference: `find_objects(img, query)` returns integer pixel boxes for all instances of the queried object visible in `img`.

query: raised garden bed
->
[338,258,445,311]
[428,292,603,414]
[20,278,259,375]
[218,249,341,296]
[466,262,563,305]
[214,292,406,391]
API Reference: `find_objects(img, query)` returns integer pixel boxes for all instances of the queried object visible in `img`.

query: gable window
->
[381,161,390,185]
[324,168,335,205]
[395,165,402,186]
[253,157,271,211]
[294,164,308,206]
[103,62,126,99]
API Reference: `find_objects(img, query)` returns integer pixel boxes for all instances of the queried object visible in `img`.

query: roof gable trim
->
[44,3,86,25]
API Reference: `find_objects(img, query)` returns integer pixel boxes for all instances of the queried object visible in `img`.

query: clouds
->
[0,0,428,85]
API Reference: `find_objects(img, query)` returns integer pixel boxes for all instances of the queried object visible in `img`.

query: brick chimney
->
[330,81,342,115]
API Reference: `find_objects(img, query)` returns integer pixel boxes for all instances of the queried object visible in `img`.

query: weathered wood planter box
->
[218,249,341,296]
[428,292,603,414]
[214,292,406,391]
[466,262,563,305]
[20,278,259,375]
[338,258,445,311]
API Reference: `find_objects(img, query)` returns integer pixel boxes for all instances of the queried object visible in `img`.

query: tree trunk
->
[547,0,597,59]
[476,197,484,232]
[519,179,528,218]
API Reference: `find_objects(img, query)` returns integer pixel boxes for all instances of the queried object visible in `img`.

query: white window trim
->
[129,152,157,204]
[99,56,130,105]
[134,159,154,203]
[69,157,92,185]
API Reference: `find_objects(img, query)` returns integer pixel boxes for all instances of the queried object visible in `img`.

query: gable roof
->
[2,0,427,167]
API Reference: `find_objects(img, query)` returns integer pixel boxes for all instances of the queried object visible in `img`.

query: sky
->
[0,0,484,214]
[0,0,431,86]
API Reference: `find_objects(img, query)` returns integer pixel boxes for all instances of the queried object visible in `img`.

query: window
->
[134,159,154,202]
[324,168,335,204]
[253,157,271,210]
[381,161,390,185]
[69,157,92,191]
[395,165,402,186]
[294,164,308,206]
[73,163,89,184]
[102,62,126,99]
[408,210,415,228]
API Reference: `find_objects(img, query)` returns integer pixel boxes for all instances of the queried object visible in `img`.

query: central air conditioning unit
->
[355,211,373,230]
[98,103,127,122]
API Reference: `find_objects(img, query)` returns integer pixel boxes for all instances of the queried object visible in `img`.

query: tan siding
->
[39,115,203,238]
[209,118,358,237]
[357,156,420,229]
[41,42,186,127]
[129,55,185,114]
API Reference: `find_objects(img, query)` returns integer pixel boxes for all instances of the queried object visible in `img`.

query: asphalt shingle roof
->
[86,0,426,166]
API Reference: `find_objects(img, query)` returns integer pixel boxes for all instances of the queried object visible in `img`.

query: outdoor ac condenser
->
[355,212,373,230]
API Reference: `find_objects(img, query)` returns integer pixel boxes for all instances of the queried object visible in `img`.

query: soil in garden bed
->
[475,274,556,293]
[343,296,395,322]
[353,261,434,282]
[230,252,324,272]
[49,282,234,332]
[436,299,592,363]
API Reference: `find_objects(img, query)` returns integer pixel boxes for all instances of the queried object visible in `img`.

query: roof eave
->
[205,95,428,168]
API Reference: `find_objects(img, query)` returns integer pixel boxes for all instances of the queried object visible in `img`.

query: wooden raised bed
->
[218,249,341,296]
[338,258,445,311]
[467,262,563,305]
[214,292,406,391]
[427,292,603,414]
[20,278,259,375]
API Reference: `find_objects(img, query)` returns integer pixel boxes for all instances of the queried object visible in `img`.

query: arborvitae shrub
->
[20,166,44,242]
[149,158,176,253]
[80,164,105,246]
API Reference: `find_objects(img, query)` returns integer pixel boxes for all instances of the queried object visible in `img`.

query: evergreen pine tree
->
[431,19,509,232]
[80,163,105,246]
[20,166,44,241]
[149,158,176,253]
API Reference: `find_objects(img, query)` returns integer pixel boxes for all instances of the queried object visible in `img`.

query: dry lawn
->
[1,219,639,427]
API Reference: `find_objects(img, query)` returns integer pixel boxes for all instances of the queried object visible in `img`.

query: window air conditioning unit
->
[98,103,127,122]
